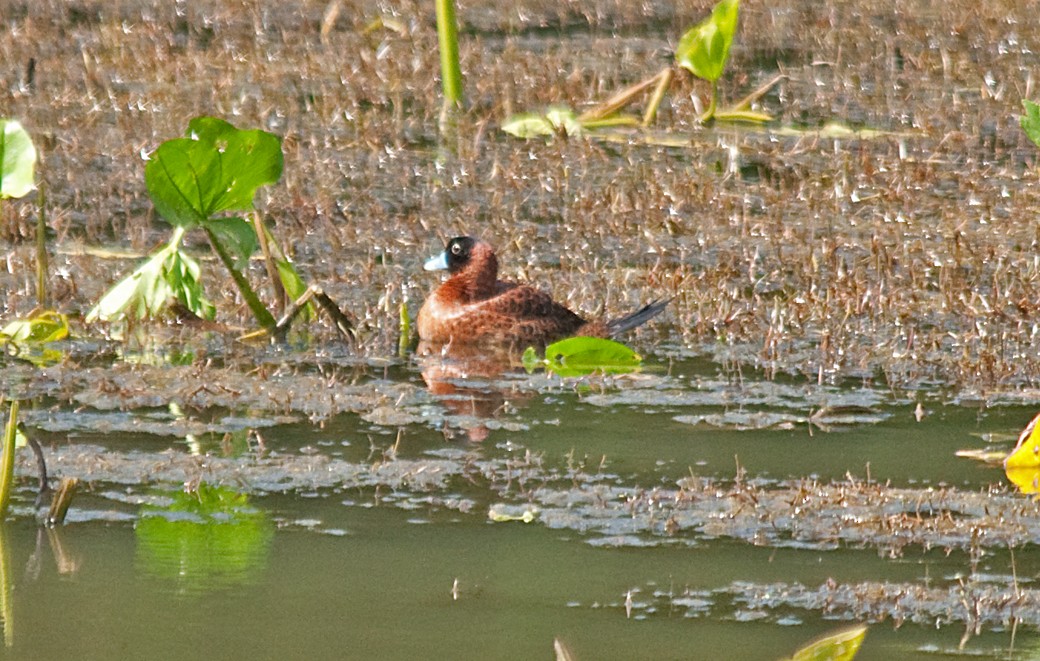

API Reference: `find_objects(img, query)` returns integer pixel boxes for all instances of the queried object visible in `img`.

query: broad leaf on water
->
[488,505,538,523]
[0,310,69,345]
[785,625,867,661]
[86,234,215,322]
[0,119,36,200]
[136,483,272,593]
[1005,411,1040,469]
[526,337,642,377]
[144,116,283,228]
[675,0,740,83]
[1022,99,1040,148]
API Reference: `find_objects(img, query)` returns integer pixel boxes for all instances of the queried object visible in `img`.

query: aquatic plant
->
[435,0,463,109]
[0,401,18,521]
[0,120,36,208]
[783,625,866,661]
[674,0,770,123]
[88,117,354,340]
[0,119,48,305]
[522,336,641,377]
[503,0,772,138]
[0,310,69,366]
[1022,99,1040,147]
[0,121,68,359]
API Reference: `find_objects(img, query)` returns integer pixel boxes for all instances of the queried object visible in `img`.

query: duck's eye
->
[451,243,463,256]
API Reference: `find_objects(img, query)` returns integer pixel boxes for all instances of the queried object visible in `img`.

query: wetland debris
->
[45,478,77,526]
[19,436,1040,559]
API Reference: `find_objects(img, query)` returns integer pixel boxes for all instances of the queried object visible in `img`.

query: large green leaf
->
[675,0,740,83]
[526,337,642,377]
[0,120,36,200]
[144,117,283,228]
[1022,100,1040,148]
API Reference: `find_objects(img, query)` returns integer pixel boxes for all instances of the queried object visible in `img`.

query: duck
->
[417,236,670,347]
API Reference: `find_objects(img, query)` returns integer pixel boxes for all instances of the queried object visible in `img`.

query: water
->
[1,355,1035,660]
[4,0,1040,657]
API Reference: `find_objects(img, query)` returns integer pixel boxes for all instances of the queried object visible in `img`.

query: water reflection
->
[417,341,530,443]
[0,526,11,649]
[135,484,272,596]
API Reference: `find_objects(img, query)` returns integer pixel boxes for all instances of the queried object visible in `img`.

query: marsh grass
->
[0,0,1037,391]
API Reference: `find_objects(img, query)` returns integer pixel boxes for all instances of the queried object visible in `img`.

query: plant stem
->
[435,0,463,107]
[203,227,277,331]
[35,181,47,308]
[701,79,719,123]
[0,401,19,521]
[642,68,675,127]
[398,300,411,357]
[252,212,286,316]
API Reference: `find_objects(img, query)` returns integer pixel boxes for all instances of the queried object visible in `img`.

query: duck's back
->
[418,283,586,346]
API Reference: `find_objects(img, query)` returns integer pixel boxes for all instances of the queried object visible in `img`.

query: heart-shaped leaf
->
[145,118,283,228]
[0,119,36,200]
[675,0,740,83]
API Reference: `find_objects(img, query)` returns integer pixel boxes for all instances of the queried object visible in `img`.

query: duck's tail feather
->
[605,297,673,337]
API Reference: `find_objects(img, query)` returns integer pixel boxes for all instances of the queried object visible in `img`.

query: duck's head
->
[424,236,480,274]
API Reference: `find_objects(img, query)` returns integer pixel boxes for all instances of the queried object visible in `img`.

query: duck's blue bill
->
[424,251,449,271]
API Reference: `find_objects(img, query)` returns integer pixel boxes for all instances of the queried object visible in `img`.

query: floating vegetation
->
[522,337,641,377]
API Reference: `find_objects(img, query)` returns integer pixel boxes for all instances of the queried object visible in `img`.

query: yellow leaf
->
[785,625,867,661]
[1005,412,1040,469]
[1006,467,1040,495]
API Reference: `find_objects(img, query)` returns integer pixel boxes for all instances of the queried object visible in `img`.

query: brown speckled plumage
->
[417,237,669,347]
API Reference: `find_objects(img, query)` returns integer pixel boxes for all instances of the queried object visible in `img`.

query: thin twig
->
[730,73,785,111]
[24,432,50,508]
[46,478,78,526]
[579,67,672,123]
[271,285,357,344]
[253,212,287,316]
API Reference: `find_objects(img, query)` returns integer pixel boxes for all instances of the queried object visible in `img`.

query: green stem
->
[435,0,463,107]
[0,401,19,521]
[203,227,277,331]
[168,225,187,250]
[398,300,411,358]
[700,79,719,123]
